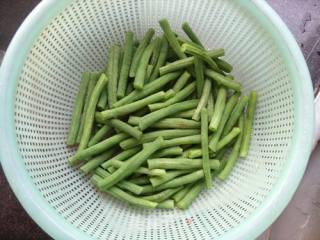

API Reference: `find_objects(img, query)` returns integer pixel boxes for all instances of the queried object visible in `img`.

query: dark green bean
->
[172,71,191,92]
[201,108,212,188]
[149,36,169,82]
[182,22,204,47]
[107,45,121,108]
[142,187,182,202]
[109,119,142,140]
[194,57,205,97]
[97,90,108,110]
[215,58,233,73]
[88,124,112,147]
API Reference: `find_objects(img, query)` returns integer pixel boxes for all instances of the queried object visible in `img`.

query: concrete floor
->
[0,0,319,239]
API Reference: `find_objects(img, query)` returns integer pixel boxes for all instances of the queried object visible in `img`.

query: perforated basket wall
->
[13,0,299,239]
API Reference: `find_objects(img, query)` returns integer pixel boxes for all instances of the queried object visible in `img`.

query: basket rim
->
[0,0,314,239]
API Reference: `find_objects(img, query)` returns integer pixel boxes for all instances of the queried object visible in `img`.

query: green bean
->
[149,82,196,111]
[80,148,117,174]
[142,187,182,202]
[129,176,150,185]
[216,127,241,152]
[152,118,200,129]
[175,109,195,118]
[92,175,157,208]
[134,38,160,90]
[78,73,108,151]
[148,158,220,170]
[67,72,90,146]
[157,200,175,209]
[182,146,200,157]
[222,95,249,137]
[77,72,100,144]
[101,147,140,169]
[156,170,204,191]
[192,79,212,121]
[240,91,257,157]
[149,170,189,187]
[207,92,214,120]
[95,167,143,195]
[139,100,199,131]
[97,90,108,110]
[205,69,241,91]
[177,35,203,49]
[125,81,134,96]
[159,49,224,75]
[200,108,211,188]
[194,57,205,97]
[127,116,141,125]
[215,58,233,73]
[120,129,200,150]
[176,182,204,209]
[96,91,166,121]
[109,159,166,176]
[181,43,219,72]
[88,124,112,147]
[117,31,134,98]
[159,19,187,59]
[96,137,164,189]
[182,22,204,47]
[149,36,169,82]
[209,93,239,152]
[107,45,121,108]
[109,119,142,140]
[129,28,155,77]
[209,87,227,132]
[218,114,244,180]
[150,37,162,66]
[188,148,202,158]
[69,132,128,165]
[172,184,193,203]
[172,71,191,92]
[113,71,181,108]
[163,135,201,148]
[152,146,183,158]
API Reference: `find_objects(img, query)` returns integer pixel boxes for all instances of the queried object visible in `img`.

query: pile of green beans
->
[67,19,257,210]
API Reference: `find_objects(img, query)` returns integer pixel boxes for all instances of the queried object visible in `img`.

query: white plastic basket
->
[0,0,314,239]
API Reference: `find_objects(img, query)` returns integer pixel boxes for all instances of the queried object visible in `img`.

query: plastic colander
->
[0,0,315,239]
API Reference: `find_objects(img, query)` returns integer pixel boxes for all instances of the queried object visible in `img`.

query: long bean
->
[151,118,200,129]
[95,167,143,195]
[96,91,166,121]
[172,71,191,92]
[101,147,140,169]
[130,176,150,185]
[80,148,117,174]
[194,57,205,97]
[163,135,201,148]
[192,79,212,121]
[181,43,219,71]
[159,19,187,59]
[172,184,193,203]
[142,187,182,202]
[218,114,244,180]
[216,127,241,152]
[182,22,204,47]
[149,170,189,187]
[175,109,195,118]
[207,92,214,120]
[148,82,196,111]
[120,129,199,150]
[240,91,257,157]
[215,58,233,73]
[107,45,121,108]
[134,38,160,90]
[77,72,100,144]
[96,137,164,189]
[149,36,169,82]
[209,93,239,152]
[88,125,111,147]
[200,108,211,188]
[176,182,204,209]
[67,72,90,146]
[157,200,175,209]
[117,31,134,98]
[222,95,249,136]
[159,49,225,75]
[109,160,166,176]
[113,71,181,108]
[109,119,142,140]
[78,73,108,151]
[152,146,183,158]
[129,28,155,77]
[205,69,241,91]
[97,90,108,110]
[139,100,199,130]
[148,158,220,170]
[69,132,128,165]
[209,87,227,132]
[92,175,157,208]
